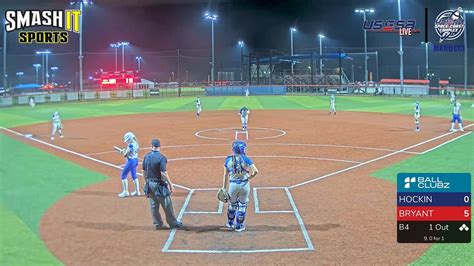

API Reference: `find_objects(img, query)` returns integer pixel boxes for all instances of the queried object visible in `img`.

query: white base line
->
[164,247,312,254]
[285,187,315,251]
[162,189,194,252]
[420,131,472,154]
[289,124,473,189]
[0,127,192,191]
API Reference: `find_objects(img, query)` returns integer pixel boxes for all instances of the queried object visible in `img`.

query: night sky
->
[1,0,473,85]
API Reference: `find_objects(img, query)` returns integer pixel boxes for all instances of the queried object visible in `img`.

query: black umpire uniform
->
[143,139,183,229]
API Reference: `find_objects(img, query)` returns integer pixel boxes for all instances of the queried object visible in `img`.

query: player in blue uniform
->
[222,141,259,232]
[117,132,141,197]
[450,102,464,132]
[414,101,421,132]
[239,106,250,131]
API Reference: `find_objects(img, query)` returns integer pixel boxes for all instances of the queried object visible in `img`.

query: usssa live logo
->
[4,10,82,44]
[363,19,420,36]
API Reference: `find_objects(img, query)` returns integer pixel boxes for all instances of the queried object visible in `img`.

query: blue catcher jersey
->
[224,155,253,180]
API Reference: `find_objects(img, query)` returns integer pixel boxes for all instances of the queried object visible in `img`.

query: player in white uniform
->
[239,106,250,131]
[450,102,464,132]
[29,97,35,108]
[196,97,202,117]
[449,92,456,105]
[50,111,63,140]
[245,88,250,98]
[329,94,336,115]
[222,141,258,232]
[414,101,421,132]
[117,132,141,197]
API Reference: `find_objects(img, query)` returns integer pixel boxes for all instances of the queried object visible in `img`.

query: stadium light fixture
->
[116,41,130,71]
[318,34,326,75]
[461,8,473,90]
[355,8,374,91]
[318,34,325,38]
[205,12,218,85]
[50,67,59,70]
[36,50,51,84]
[16,72,24,76]
[70,1,93,91]
[238,40,244,47]
[290,27,297,75]
[136,56,143,71]
[33,64,41,84]
[238,41,244,82]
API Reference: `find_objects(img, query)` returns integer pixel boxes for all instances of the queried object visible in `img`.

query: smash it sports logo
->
[404,176,450,189]
[363,19,420,36]
[4,10,82,44]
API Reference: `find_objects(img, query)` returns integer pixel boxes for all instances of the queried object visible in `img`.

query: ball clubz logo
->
[404,176,450,189]
[434,7,465,43]
[363,19,420,36]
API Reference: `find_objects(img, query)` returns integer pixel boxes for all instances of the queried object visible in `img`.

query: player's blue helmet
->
[232,141,247,155]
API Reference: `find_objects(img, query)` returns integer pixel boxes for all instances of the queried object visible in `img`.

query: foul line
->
[289,125,472,189]
[0,127,192,191]
[420,131,472,154]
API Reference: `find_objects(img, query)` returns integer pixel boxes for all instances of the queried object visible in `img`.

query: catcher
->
[218,140,259,232]
[115,132,140,197]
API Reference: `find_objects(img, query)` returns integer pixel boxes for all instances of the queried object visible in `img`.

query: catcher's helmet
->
[123,132,135,143]
[232,140,247,155]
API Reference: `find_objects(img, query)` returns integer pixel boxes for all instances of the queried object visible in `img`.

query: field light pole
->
[36,50,51,85]
[136,56,143,71]
[238,41,244,82]
[70,1,93,91]
[3,19,6,89]
[33,64,41,84]
[421,42,430,78]
[117,42,130,71]
[50,66,58,84]
[205,12,218,85]
[397,0,404,96]
[462,9,473,91]
[318,34,325,75]
[355,8,374,91]
[290,27,296,75]
[110,43,118,71]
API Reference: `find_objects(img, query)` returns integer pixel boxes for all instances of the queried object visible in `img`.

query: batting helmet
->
[232,140,247,155]
[123,132,135,143]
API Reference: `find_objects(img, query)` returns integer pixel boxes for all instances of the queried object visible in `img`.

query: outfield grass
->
[372,134,474,265]
[0,95,473,265]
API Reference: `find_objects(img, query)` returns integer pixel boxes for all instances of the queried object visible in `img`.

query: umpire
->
[142,139,184,230]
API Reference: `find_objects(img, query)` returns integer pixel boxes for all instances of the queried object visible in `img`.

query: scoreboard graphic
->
[397,173,471,243]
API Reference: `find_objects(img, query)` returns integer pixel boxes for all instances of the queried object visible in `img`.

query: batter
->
[239,106,250,131]
[117,132,141,197]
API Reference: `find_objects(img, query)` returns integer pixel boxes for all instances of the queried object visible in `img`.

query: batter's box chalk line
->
[195,127,287,141]
[161,187,314,254]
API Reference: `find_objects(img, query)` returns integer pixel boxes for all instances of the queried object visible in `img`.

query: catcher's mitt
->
[217,187,230,203]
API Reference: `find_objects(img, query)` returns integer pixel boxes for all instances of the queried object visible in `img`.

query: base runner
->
[450,102,464,132]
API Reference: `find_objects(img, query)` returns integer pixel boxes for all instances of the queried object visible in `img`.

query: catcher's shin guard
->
[236,201,247,227]
[227,202,238,226]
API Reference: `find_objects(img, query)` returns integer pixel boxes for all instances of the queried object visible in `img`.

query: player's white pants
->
[330,103,336,113]
[228,180,250,204]
[196,107,202,114]
[241,115,248,130]
[51,124,63,136]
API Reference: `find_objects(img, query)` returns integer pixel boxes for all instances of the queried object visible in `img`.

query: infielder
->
[196,97,202,117]
[116,132,141,197]
[222,141,259,232]
[449,92,456,105]
[329,94,336,115]
[239,106,250,131]
[450,101,464,132]
[245,88,250,98]
[414,101,421,132]
[50,111,63,140]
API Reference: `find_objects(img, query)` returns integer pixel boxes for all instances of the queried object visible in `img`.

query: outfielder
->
[221,141,259,232]
[196,97,202,117]
[50,111,63,140]
[29,97,35,108]
[245,88,250,98]
[329,94,336,115]
[450,101,464,132]
[414,101,421,132]
[239,106,250,131]
[116,132,141,197]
